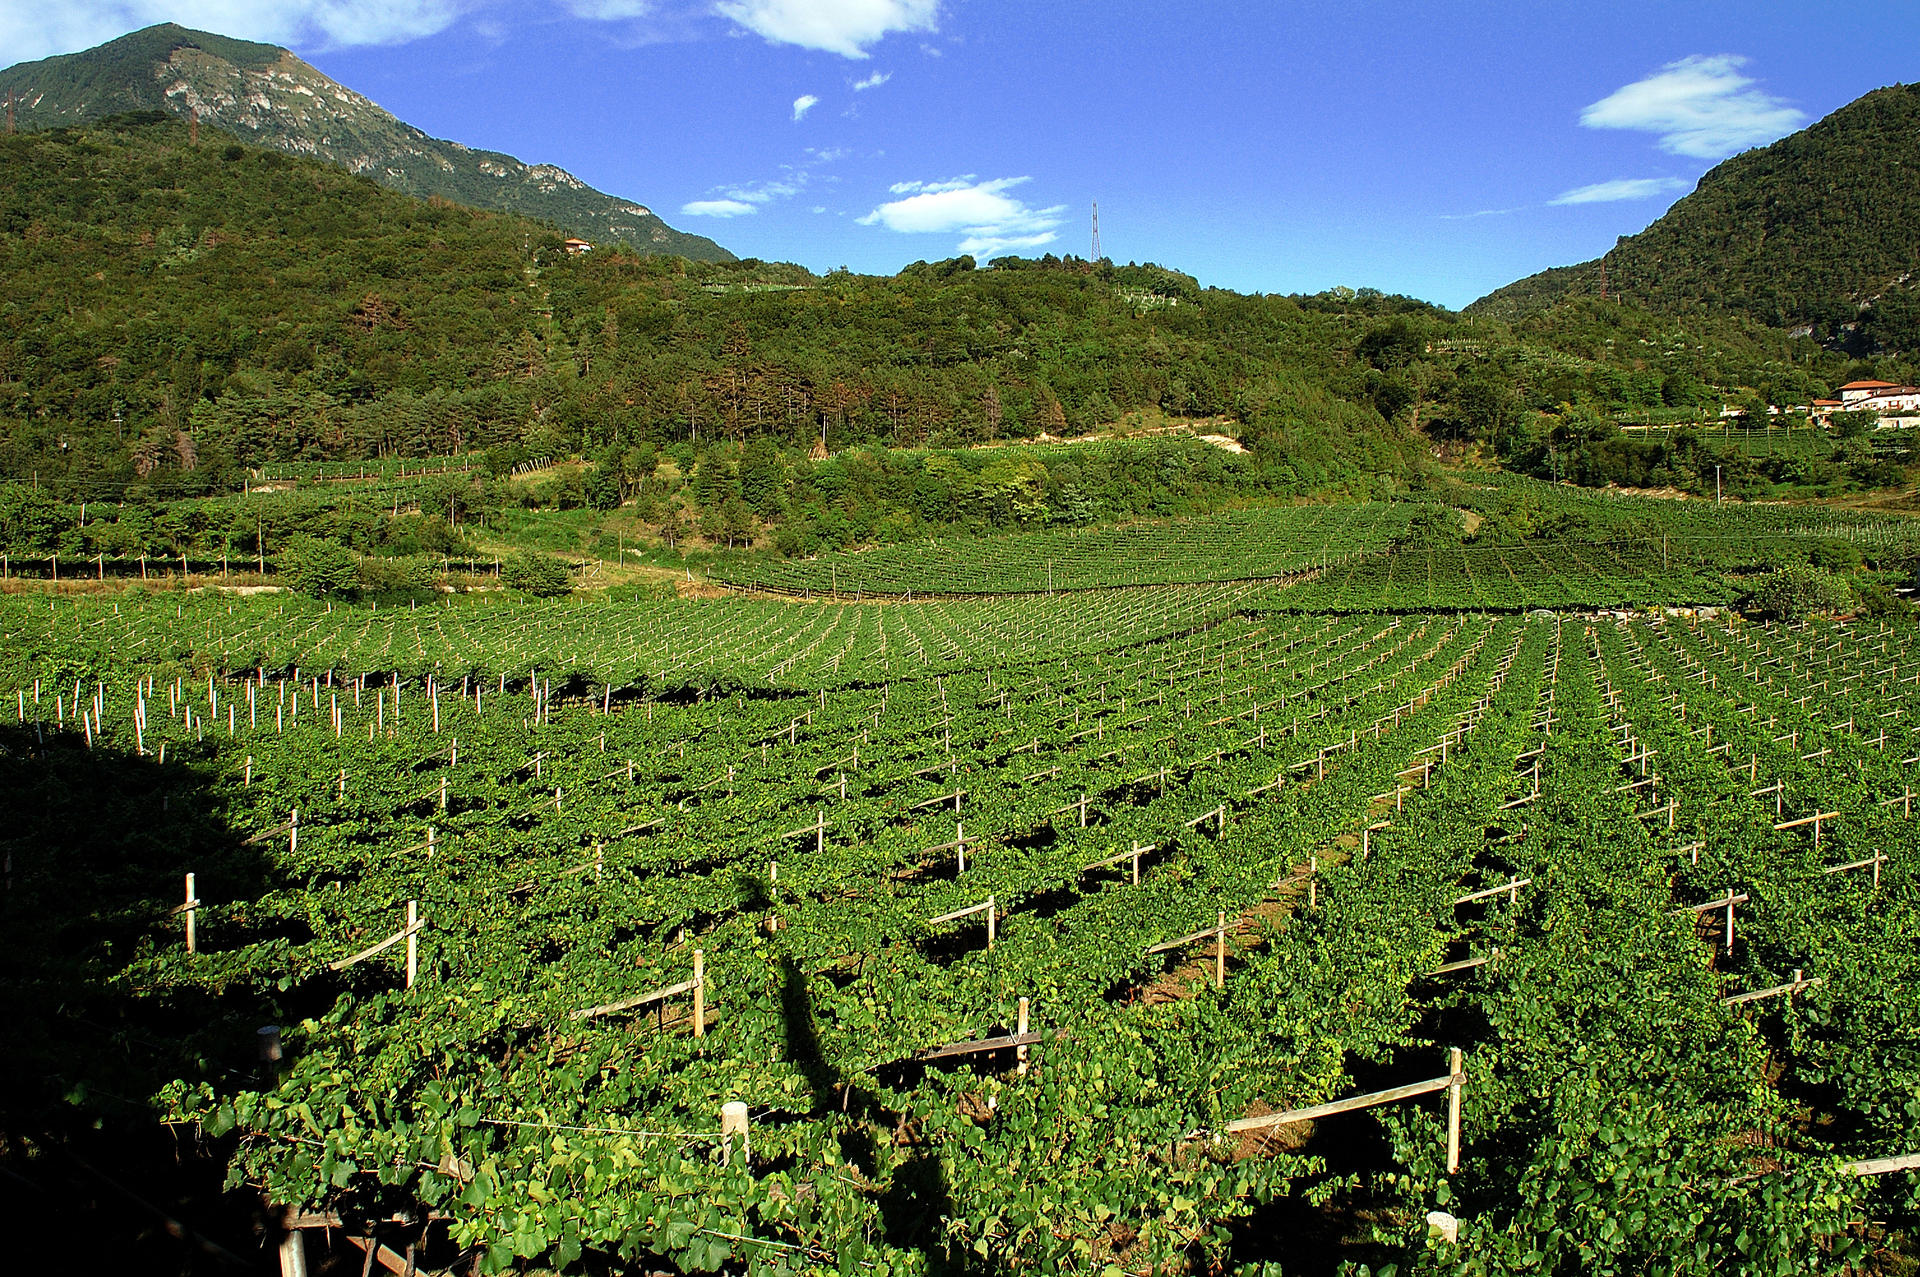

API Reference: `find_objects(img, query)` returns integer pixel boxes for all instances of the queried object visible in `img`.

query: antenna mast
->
[1089,200,1101,263]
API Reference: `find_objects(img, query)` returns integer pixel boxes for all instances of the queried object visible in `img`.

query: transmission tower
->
[1089,201,1101,263]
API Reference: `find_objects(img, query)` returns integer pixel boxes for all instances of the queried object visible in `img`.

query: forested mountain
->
[0,115,1442,496]
[0,114,1892,517]
[1472,83,1920,352]
[0,23,732,263]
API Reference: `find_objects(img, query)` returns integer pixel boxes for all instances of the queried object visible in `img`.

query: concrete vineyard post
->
[1017,997,1031,1075]
[185,873,198,954]
[720,1101,750,1167]
[277,1223,308,1277]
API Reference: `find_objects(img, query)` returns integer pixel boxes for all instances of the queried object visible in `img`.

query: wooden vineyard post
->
[783,811,828,856]
[988,897,996,950]
[1016,997,1031,1075]
[720,1101,750,1167]
[404,901,419,988]
[184,873,199,953]
[1214,912,1226,989]
[1445,1046,1463,1175]
[693,950,706,1038]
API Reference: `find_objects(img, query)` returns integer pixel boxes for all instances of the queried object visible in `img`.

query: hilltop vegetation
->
[0,114,1911,569]
[1473,84,1920,355]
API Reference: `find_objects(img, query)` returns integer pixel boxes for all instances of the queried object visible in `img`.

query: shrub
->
[1744,565,1851,621]
[278,536,359,597]
[356,555,437,596]
[501,550,572,597]
[1851,578,1910,619]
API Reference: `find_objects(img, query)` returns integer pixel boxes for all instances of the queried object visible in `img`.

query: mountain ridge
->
[0,23,734,263]
[1469,83,1920,352]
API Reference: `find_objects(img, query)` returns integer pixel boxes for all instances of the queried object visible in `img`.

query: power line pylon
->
[1090,201,1101,263]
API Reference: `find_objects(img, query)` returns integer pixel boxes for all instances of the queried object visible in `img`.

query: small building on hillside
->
[1838,379,1902,403]
[1814,382,1920,428]
[563,238,593,255]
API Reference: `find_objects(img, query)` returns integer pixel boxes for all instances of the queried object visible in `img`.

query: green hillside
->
[2,113,1900,545]
[0,116,1443,492]
[1471,83,1920,353]
[0,23,733,263]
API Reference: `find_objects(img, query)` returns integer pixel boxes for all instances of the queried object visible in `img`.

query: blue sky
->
[7,1,1918,307]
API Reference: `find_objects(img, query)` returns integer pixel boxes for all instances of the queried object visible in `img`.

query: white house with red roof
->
[1838,379,1904,403]
[1814,380,1920,427]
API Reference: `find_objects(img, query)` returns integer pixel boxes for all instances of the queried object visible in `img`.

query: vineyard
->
[6,578,1919,1275]
[710,485,1920,602]
[707,506,1418,596]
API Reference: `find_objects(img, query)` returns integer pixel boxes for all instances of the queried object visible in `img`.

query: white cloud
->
[728,176,804,202]
[1580,55,1806,159]
[792,93,820,120]
[859,175,1066,258]
[715,0,938,58]
[888,175,974,194]
[688,146,842,217]
[0,0,469,62]
[682,198,757,217]
[1550,177,1691,206]
[557,0,654,17]
[851,70,890,90]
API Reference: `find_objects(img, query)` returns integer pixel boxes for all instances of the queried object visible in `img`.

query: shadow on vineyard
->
[775,954,972,1274]
[1223,1135,1403,1275]
[1226,1046,1467,1272]
[0,724,280,1274]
